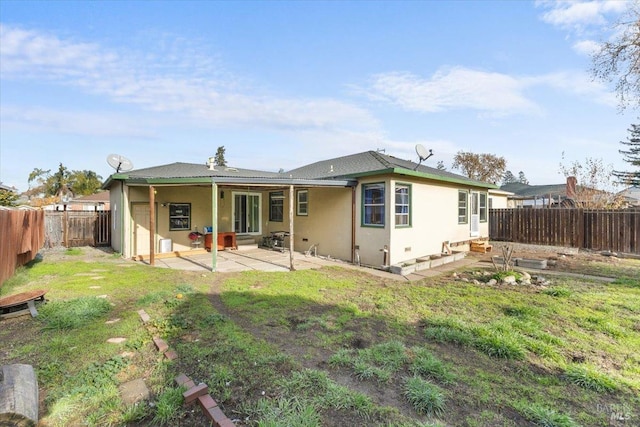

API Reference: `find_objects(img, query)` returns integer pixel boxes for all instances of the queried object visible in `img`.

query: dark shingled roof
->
[287,150,493,187]
[123,162,283,180]
[105,151,496,189]
[500,182,568,198]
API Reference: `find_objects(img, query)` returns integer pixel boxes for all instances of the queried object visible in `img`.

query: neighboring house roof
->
[103,151,497,190]
[71,191,110,204]
[617,186,640,205]
[288,151,497,188]
[500,182,568,198]
[0,183,17,192]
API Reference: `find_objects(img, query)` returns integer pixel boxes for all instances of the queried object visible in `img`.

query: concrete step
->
[236,235,258,251]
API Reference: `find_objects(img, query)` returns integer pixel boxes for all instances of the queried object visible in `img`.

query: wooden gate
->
[45,211,111,248]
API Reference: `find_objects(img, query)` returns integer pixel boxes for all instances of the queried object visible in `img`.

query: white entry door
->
[470,192,480,237]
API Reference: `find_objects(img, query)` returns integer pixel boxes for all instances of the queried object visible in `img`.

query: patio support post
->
[149,185,155,266]
[289,185,295,271]
[351,186,356,263]
[211,181,217,272]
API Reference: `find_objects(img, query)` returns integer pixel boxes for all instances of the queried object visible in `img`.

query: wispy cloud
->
[357,68,541,117]
[0,105,160,138]
[356,66,614,116]
[536,0,627,31]
[535,1,630,56]
[0,24,377,134]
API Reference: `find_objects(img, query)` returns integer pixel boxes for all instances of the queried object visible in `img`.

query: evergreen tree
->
[0,189,19,207]
[518,171,529,185]
[502,170,516,184]
[214,146,227,167]
[613,123,640,186]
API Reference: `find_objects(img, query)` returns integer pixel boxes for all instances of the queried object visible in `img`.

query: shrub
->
[38,297,111,330]
[564,365,617,392]
[471,326,526,360]
[519,403,577,427]
[403,376,445,417]
[542,287,572,297]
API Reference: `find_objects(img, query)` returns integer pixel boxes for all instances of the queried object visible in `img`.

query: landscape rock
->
[502,275,517,285]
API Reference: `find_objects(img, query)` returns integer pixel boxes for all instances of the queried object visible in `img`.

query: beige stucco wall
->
[388,180,489,265]
[488,191,510,209]
[126,185,215,255]
[354,175,490,267]
[112,178,492,266]
[354,176,392,268]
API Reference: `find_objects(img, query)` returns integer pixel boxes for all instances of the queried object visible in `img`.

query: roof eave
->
[103,175,356,188]
[342,167,498,189]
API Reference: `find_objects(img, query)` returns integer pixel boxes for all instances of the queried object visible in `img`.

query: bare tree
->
[559,155,624,209]
[452,151,506,184]
[591,3,640,110]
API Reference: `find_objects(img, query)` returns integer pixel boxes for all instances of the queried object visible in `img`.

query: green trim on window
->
[394,182,412,228]
[458,190,468,224]
[479,192,488,222]
[361,182,385,227]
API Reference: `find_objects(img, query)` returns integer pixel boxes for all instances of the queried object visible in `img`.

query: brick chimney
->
[566,176,577,199]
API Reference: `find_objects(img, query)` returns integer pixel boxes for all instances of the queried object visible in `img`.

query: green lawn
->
[1,248,638,426]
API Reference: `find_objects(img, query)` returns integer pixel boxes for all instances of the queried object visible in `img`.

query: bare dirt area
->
[481,241,639,279]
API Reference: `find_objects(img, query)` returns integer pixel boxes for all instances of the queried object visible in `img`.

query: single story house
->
[103,150,501,271]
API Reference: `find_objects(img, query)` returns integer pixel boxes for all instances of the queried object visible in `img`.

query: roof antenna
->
[414,144,433,170]
[376,148,386,153]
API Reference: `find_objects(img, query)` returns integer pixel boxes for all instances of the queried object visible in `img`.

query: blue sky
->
[0,0,637,192]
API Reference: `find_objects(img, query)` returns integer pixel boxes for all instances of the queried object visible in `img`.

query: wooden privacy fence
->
[44,211,111,248]
[489,208,640,254]
[0,209,45,287]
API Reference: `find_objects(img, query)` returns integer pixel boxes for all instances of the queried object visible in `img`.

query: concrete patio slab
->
[136,247,477,281]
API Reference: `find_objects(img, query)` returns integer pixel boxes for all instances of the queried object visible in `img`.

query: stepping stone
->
[138,309,151,323]
[119,378,150,405]
[107,337,127,344]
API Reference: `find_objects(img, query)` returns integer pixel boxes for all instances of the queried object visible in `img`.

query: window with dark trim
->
[269,191,284,222]
[458,191,468,224]
[169,203,191,230]
[362,183,385,226]
[395,184,411,227]
[296,190,308,216]
[480,193,488,222]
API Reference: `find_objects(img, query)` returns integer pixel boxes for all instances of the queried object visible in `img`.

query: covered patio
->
[143,247,344,273]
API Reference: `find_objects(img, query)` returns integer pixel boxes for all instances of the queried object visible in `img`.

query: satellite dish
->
[107,154,134,173]
[414,144,434,170]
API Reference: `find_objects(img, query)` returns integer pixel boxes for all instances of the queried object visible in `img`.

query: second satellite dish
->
[414,144,433,170]
[107,154,134,173]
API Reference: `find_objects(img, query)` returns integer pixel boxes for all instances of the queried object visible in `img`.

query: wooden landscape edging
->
[138,309,234,426]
